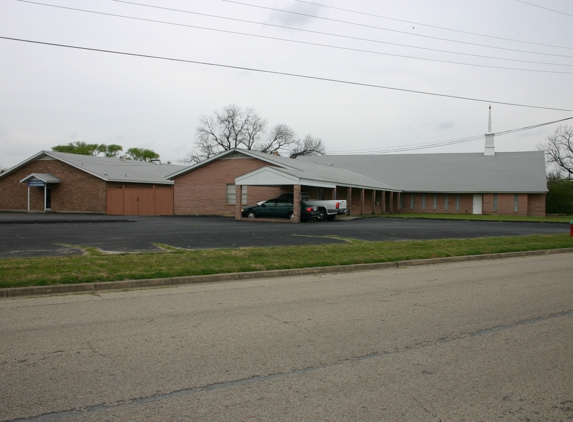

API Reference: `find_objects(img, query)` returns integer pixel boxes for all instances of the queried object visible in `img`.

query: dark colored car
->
[241,198,319,221]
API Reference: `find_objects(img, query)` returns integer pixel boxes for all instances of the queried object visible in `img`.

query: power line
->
[223,0,573,59]
[328,116,573,154]
[1,36,571,112]
[291,0,573,50]
[15,1,573,74]
[112,0,573,68]
[515,0,573,17]
[329,136,485,154]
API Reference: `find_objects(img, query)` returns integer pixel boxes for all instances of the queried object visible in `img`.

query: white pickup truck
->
[265,193,347,221]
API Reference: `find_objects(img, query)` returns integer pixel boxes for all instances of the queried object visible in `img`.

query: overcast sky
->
[1,0,572,169]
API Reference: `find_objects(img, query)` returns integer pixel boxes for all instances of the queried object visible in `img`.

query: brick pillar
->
[235,185,242,221]
[372,190,376,214]
[360,189,365,215]
[292,184,301,223]
[389,192,394,214]
[397,192,401,213]
[347,187,352,216]
[332,187,337,200]
[381,190,386,214]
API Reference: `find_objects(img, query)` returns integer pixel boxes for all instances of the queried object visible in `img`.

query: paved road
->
[0,212,568,258]
[1,253,572,421]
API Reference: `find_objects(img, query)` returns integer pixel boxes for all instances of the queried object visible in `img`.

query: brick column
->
[372,190,376,214]
[389,192,394,214]
[235,185,242,221]
[397,192,401,213]
[292,184,301,223]
[360,189,365,215]
[381,190,386,214]
[347,187,352,216]
[332,187,337,200]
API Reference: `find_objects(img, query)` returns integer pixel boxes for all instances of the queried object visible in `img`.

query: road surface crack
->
[9,308,573,422]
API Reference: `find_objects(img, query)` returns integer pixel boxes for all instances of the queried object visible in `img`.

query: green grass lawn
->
[1,234,572,289]
[365,213,573,223]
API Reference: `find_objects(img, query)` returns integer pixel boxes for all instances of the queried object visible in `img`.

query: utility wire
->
[515,0,573,17]
[329,136,485,154]
[292,0,573,50]
[15,1,573,74]
[223,0,573,59]
[329,116,573,154]
[1,36,571,112]
[112,0,573,68]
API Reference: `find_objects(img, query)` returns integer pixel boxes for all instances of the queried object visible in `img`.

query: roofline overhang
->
[105,179,174,185]
[236,166,401,191]
[0,151,46,180]
[400,190,547,194]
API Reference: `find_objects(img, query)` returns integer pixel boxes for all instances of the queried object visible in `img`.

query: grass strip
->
[1,234,572,289]
[365,213,573,223]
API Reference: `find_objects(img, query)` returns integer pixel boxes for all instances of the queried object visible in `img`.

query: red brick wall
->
[401,193,475,214]
[482,193,538,216]
[0,158,107,213]
[399,193,545,216]
[173,157,284,216]
[527,194,546,217]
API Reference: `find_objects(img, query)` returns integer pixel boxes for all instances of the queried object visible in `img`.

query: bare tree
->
[539,125,573,178]
[290,135,325,159]
[258,124,297,154]
[188,105,314,163]
[192,105,267,161]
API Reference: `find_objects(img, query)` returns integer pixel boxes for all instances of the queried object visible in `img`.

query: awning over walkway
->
[20,173,61,185]
[235,166,336,188]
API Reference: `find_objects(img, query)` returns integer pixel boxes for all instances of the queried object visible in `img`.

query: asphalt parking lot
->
[0,212,568,258]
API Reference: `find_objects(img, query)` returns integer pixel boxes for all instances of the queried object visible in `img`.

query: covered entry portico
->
[19,173,61,212]
[234,165,401,223]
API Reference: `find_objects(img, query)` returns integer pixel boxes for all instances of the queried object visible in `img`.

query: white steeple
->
[484,105,495,156]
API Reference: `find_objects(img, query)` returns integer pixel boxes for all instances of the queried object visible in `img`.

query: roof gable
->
[1,151,185,185]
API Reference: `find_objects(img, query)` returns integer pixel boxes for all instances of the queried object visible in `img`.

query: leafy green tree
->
[99,144,123,158]
[126,147,160,162]
[546,172,573,214]
[52,141,99,155]
[52,141,123,158]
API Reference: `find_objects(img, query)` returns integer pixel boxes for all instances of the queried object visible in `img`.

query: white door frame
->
[473,194,483,215]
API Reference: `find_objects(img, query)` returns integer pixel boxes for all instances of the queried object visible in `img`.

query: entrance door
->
[45,187,52,210]
[472,194,483,214]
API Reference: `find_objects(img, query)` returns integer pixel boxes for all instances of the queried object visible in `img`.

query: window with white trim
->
[514,194,518,212]
[227,184,247,205]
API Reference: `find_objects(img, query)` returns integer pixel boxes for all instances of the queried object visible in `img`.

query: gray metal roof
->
[2,151,186,185]
[299,152,548,193]
[20,173,61,184]
[244,150,400,190]
[169,149,400,191]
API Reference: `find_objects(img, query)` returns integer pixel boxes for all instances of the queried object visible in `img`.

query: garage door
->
[106,186,174,216]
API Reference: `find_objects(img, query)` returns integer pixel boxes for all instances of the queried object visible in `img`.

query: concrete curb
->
[3,248,573,299]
